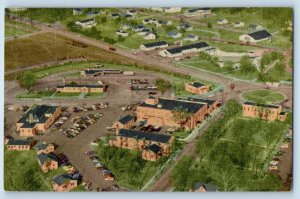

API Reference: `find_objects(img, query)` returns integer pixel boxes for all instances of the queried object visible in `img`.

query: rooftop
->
[34,142,51,150]
[247,30,271,40]
[145,144,162,154]
[7,139,32,146]
[57,84,104,88]
[139,97,206,113]
[52,175,75,186]
[189,82,206,88]
[118,129,172,143]
[118,115,134,125]
[84,68,122,75]
[37,152,58,165]
[194,182,217,191]
[143,41,168,48]
[166,42,209,54]
[243,101,280,109]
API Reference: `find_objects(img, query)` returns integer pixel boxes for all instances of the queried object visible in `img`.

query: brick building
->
[56,84,105,93]
[37,152,59,173]
[109,128,174,161]
[34,142,55,154]
[185,82,209,94]
[6,139,33,151]
[243,102,287,121]
[113,114,135,130]
[137,97,212,129]
[189,182,217,192]
[16,105,61,137]
[52,175,78,192]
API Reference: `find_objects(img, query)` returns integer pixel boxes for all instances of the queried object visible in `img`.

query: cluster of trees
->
[239,56,257,75]
[199,52,219,67]
[155,78,172,94]
[17,71,38,90]
[260,51,284,71]
[171,99,286,191]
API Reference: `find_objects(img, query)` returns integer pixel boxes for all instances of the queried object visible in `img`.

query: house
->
[184,97,221,114]
[116,29,129,37]
[150,7,164,12]
[52,175,77,192]
[156,20,172,27]
[7,139,33,151]
[142,144,163,161]
[56,84,105,93]
[133,25,146,32]
[143,18,157,25]
[168,30,182,38]
[140,41,168,51]
[34,142,55,154]
[159,42,210,58]
[183,34,198,41]
[126,9,137,16]
[37,152,58,173]
[16,105,62,137]
[109,128,174,161]
[239,30,272,43]
[178,23,193,31]
[185,8,211,17]
[205,47,218,56]
[233,21,245,27]
[121,23,131,30]
[124,14,134,19]
[143,32,156,40]
[86,10,100,18]
[82,68,123,76]
[75,18,96,28]
[110,13,120,19]
[73,8,83,16]
[248,24,263,31]
[243,102,287,121]
[113,114,135,130]
[217,18,228,24]
[164,7,182,13]
[136,96,211,129]
[137,28,151,36]
[185,82,209,95]
[190,182,217,192]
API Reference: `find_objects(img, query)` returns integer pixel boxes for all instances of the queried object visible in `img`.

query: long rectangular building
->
[56,84,105,93]
[81,68,123,76]
[159,42,210,57]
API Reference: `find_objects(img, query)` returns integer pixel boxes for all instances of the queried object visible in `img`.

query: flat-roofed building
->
[37,152,58,173]
[239,30,272,43]
[185,82,209,95]
[82,68,123,76]
[6,139,33,151]
[159,42,210,58]
[140,41,168,51]
[56,84,105,93]
[17,105,61,137]
[243,102,287,121]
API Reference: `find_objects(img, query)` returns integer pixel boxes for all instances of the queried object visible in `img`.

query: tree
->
[172,106,192,128]
[239,56,256,75]
[17,71,38,90]
[155,79,171,94]
[207,22,212,28]
[171,156,193,191]
[100,16,107,23]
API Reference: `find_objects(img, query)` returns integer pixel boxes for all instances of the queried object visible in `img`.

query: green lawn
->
[84,92,105,98]
[4,149,65,191]
[53,92,81,97]
[16,91,54,99]
[5,20,39,38]
[242,89,285,104]
[172,129,191,139]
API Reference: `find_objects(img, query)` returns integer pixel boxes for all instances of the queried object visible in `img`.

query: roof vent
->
[157,104,162,108]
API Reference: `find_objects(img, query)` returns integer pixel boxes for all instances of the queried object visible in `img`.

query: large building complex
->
[56,84,105,93]
[109,128,174,161]
[243,102,287,121]
[136,96,218,129]
[16,105,62,137]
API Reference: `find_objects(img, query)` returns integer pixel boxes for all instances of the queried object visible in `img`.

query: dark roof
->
[190,82,205,88]
[119,115,134,124]
[37,153,58,165]
[244,101,280,109]
[158,20,169,25]
[111,13,120,17]
[168,30,180,36]
[143,41,168,48]
[145,144,162,154]
[118,129,171,143]
[84,68,122,75]
[52,175,75,186]
[57,84,103,88]
[133,25,145,30]
[7,139,32,146]
[194,182,217,191]
[79,18,95,23]
[166,42,209,54]
[87,11,99,15]
[247,30,271,40]
[17,105,58,128]
[139,97,205,113]
[34,142,50,150]
[179,23,192,29]
[185,97,217,106]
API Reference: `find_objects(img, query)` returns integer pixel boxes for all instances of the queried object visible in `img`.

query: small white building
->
[87,11,100,18]
[150,7,164,12]
[137,28,151,36]
[116,30,129,37]
[126,9,138,16]
[121,24,131,30]
[73,8,83,16]
[248,24,263,31]
[159,42,210,58]
[164,7,182,13]
[168,31,182,38]
[233,21,245,28]
[183,34,198,41]
[156,20,172,27]
[75,19,97,28]
[184,8,211,17]
[205,47,218,56]
[217,18,228,25]
[140,41,168,51]
[143,32,156,40]
[177,23,193,31]
[239,30,272,43]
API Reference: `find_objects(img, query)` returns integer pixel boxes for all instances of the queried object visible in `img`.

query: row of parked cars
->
[52,112,71,130]
[61,113,103,139]
[73,103,109,113]
[7,105,30,112]
[58,153,83,181]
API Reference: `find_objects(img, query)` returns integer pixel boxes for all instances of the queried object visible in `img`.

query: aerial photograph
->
[4,7,293,192]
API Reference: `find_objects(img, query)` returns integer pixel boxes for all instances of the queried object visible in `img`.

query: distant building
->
[190,182,217,192]
[113,115,135,130]
[239,30,272,43]
[109,128,174,161]
[133,25,146,32]
[168,30,182,38]
[184,97,221,114]
[116,29,129,37]
[243,102,287,121]
[37,152,58,173]
[73,8,83,16]
[143,32,156,40]
[110,13,120,19]
[156,20,172,27]
[150,7,164,12]
[9,8,27,12]
[7,139,33,151]
[140,41,168,51]
[82,68,123,76]
[164,7,182,13]
[56,84,105,93]
[185,8,211,17]
[217,18,228,24]
[143,18,157,25]
[121,23,131,30]
[159,42,210,58]
[178,23,193,31]
[16,105,62,137]
[34,142,55,154]
[75,18,96,28]
[52,175,77,192]
[248,24,263,31]
[233,21,245,27]
[137,28,151,36]
[183,34,198,41]
[185,82,209,95]
[126,9,138,16]
[87,10,100,18]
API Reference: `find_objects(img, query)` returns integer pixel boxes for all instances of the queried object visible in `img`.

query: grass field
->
[16,91,54,99]
[5,19,39,38]
[53,92,81,97]
[242,89,285,104]
[5,32,141,71]
[84,92,105,98]
[4,149,66,191]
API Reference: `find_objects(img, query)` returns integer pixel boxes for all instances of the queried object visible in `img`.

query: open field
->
[5,19,39,37]
[242,89,286,104]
